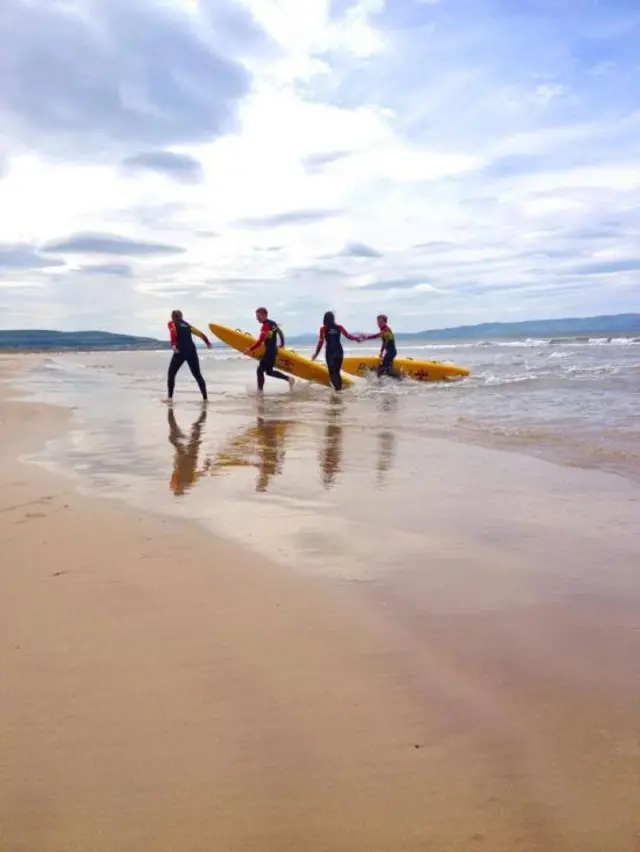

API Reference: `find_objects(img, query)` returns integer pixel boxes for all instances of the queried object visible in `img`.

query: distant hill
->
[2,313,639,352]
[288,313,640,343]
[0,330,165,352]
[394,313,640,341]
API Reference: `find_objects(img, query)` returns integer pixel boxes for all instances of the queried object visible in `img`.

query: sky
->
[1,0,639,337]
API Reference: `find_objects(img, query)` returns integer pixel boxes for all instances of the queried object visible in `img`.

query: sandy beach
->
[1,354,639,852]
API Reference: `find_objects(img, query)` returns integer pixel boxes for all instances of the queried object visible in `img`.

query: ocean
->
[11,333,640,582]
[19,335,640,472]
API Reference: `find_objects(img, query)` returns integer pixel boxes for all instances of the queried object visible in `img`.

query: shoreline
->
[1,354,640,851]
[13,348,640,489]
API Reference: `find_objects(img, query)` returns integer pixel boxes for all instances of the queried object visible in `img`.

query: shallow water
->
[19,335,640,485]
[8,337,637,584]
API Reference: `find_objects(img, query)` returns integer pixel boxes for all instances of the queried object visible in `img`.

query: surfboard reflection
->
[168,406,211,496]
[209,416,294,492]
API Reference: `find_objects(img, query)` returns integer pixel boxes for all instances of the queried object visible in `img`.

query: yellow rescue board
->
[341,355,470,382]
[208,323,354,389]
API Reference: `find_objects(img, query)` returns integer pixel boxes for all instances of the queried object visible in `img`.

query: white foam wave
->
[471,371,540,386]
[411,336,639,350]
[38,357,89,375]
[587,336,639,346]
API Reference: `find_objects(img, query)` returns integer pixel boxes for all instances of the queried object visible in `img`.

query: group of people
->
[164,307,398,402]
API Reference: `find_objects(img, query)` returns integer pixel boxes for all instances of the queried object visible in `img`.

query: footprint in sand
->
[19,511,47,522]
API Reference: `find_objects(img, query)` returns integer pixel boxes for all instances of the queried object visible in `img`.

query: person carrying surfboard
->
[165,310,211,402]
[311,311,360,392]
[244,308,295,392]
[359,314,399,378]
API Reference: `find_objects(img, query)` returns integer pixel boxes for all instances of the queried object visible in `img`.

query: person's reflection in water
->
[254,416,289,492]
[206,401,291,492]
[168,406,210,496]
[319,397,344,489]
[375,395,397,487]
[376,430,396,486]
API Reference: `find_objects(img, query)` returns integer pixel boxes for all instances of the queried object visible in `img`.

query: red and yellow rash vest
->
[168,319,210,353]
[366,324,397,358]
[249,319,282,357]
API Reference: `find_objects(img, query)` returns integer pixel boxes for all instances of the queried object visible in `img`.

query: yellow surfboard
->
[208,323,354,389]
[341,355,470,382]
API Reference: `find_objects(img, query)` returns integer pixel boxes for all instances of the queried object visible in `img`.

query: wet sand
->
[1,355,639,851]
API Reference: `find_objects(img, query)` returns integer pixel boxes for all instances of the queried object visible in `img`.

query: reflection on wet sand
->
[210,416,294,492]
[168,406,210,496]
[375,394,397,487]
[319,398,344,489]
[376,431,396,486]
[167,396,399,497]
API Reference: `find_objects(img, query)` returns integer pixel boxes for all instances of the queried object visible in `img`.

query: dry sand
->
[1,355,639,852]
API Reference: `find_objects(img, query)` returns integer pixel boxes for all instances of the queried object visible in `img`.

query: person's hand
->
[172,345,179,353]
[206,341,212,349]
[243,347,252,355]
[311,354,317,361]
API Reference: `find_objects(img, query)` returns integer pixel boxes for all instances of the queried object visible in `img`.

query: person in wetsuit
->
[165,309,211,402]
[245,307,294,392]
[360,314,399,378]
[311,310,359,392]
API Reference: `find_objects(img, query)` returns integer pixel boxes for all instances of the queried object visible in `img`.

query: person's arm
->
[338,325,359,342]
[246,322,268,353]
[357,329,382,343]
[311,327,325,361]
[168,321,178,351]
[189,325,212,348]
[364,330,386,356]
[276,325,285,349]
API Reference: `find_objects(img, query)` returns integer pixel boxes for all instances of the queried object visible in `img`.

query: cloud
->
[0,0,267,155]
[412,241,455,251]
[78,263,134,277]
[353,275,434,291]
[302,150,353,170]
[570,258,640,276]
[291,266,350,279]
[121,151,204,183]
[338,242,383,258]
[235,209,342,228]
[0,243,65,270]
[1,0,640,334]
[41,233,185,257]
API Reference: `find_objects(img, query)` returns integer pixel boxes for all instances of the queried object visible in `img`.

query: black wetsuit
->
[256,319,289,390]
[167,319,207,399]
[322,324,346,391]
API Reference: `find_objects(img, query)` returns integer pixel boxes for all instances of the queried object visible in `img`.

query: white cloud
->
[1,0,639,335]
